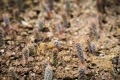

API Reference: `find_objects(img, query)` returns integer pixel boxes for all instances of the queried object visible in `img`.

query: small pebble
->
[21,21,29,26]
[0,49,4,53]
[12,52,16,55]
[99,53,104,57]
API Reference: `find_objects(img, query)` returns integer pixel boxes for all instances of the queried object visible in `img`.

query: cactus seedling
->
[56,23,63,35]
[62,12,70,28]
[14,0,23,11]
[44,64,52,80]
[98,13,103,30]
[87,40,96,55]
[53,40,61,51]
[92,23,99,39]
[35,19,44,31]
[42,2,51,18]
[3,14,10,28]
[76,43,85,64]
[78,65,86,80]
[3,14,12,34]
[118,54,120,65]
[65,0,71,16]
[89,23,99,40]
[9,67,16,80]
[13,8,20,22]
[0,27,4,46]
[87,40,91,52]
[27,43,36,56]
[91,43,96,55]
[47,0,54,10]
[52,50,58,66]
[97,0,106,13]
[22,46,29,65]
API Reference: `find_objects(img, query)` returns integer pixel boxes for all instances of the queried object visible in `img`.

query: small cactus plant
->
[27,43,36,56]
[3,14,10,29]
[62,12,70,28]
[52,50,58,65]
[98,13,103,30]
[53,40,60,48]
[78,65,86,80]
[97,0,106,13]
[89,23,99,40]
[3,14,11,34]
[56,23,63,35]
[44,64,52,80]
[0,27,4,46]
[22,46,29,65]
[47,0,54,10]
[53,40,61,51]
[76,43,85,64]
[9,67,16,80]
[42,2,51,18]
[35,19,44,31]
[13,8,20,22]
[87,40,91,52]
[65,0,71,16]
[91,44,96,54]
[118,54,120,65]
[87,40,96,55]
[14,0,23,11]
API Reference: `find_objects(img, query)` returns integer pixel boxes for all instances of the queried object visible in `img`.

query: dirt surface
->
[0,0,120,80]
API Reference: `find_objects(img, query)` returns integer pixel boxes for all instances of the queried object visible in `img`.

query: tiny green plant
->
[44,64,52,80]
[35,19,44,31]
[62,12,70,28]
[14,0,23,11]
[42,2,51,18]
[91,44,96,54]
[87,40,96,55]
[98,13,103,30]
[47,0,54,10]
[97,0,106,13]
[76,43,85,64]
[118,54,120,65]
[3,14,12,34]
[9,67,17,80]
[65,0,71,16]
[3,14,10,28]
[0,27,4,46]
[13,8,20,22]
[52,50,58,66]
[22,46,29,65]
[89,23,99,40]
[27,43,36,56]
[78,65,86,80]
[53,40,61,51]
[56,23,63,35]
